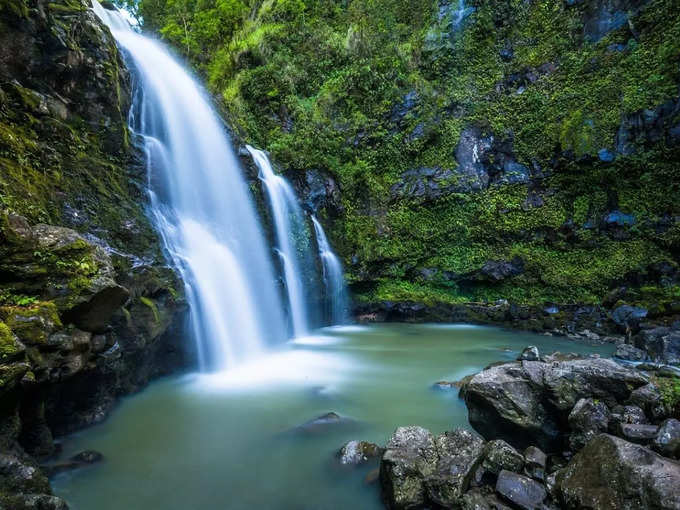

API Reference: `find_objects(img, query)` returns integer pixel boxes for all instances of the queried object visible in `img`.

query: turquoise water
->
[52,324,613,509]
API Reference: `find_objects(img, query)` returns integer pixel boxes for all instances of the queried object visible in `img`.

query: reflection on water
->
[52,324,613,510]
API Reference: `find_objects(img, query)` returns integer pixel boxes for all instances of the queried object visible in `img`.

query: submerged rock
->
[291,412,359,436]
[337,441,383,466]
[556,434,680,509]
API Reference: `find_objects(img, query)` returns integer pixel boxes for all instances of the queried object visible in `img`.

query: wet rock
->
[69,450,103,464]
[568,398,610,451]
[611,305,647,329]
[3,493,69,510]
[364,468,380,485]
[454,127,494,192]
[556,434,680,509]
[653,419,680,459]
[380,426,437,509]
[482,440,524,475]
[609,405,648,432]
[628,383,667,421]
[337,441,382,466]
[618,423,659,445]
[615,343,647,361]
[292,412,358,436]
[523,446,547,482]
[461,488,513,509]
[380,427,484,509]
[583,0,642,42]
[464,358,647,451]
[495,470,547,510]
[517,346,539,361]
[633,327,680,366]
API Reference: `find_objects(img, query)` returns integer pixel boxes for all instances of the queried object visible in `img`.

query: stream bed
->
[52,324,614,509]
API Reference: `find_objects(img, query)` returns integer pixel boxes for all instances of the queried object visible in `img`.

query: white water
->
[93,2,287,371]
[246,146,311,337]
[311,216,349,324]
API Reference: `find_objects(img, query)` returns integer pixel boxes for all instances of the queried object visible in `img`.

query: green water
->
[52,324,613,509]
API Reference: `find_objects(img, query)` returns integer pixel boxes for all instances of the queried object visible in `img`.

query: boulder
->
[517,346,539,362]
[615,343,647,362]
[653,419,680,459]
[628,384,667,421]
[618,423,659,445]
[482,440,524,475]
[464,358,647,451]
[461,488,514,510]
[611,305,647,329]
[337,441,383,466]
[495,470,547,510]
[291,412,359,436]
[634,328,680,366]
[523,446,547,482]
[556,434,680,509]
[380,427,484,509]
[568,398,610,451]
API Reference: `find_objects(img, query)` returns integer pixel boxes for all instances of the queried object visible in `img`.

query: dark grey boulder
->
[634,327,680,366]
[568,398,610,451]
[380,427,484,509]
[464,358,647,451]
[523,446,547,482]
[615,343,647,361]
[611,305,647,328]
[556,434,680,509]
[290,412,359,436]
[462,488,513,509]
[482,440,524,476]
[653,419,680,459]
[517,346,539,362]
[618,423,659,445]
[628,383,667,421]
[495,470,547,510]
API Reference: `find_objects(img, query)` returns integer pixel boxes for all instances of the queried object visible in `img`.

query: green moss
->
[139,296,160,323]
[0,321,21,361]
[0,302,62,346]
[653,376,680,419]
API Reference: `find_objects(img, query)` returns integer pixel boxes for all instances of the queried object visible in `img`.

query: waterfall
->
[311,216,349,325]
[93,2,287,371]
[246,146,311,337]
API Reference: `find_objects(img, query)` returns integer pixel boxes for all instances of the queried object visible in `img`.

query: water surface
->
[53,324,613,509]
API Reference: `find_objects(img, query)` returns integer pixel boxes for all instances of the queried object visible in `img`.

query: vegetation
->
[118,0,680,306]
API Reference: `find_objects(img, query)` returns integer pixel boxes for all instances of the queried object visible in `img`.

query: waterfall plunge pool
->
[52,324,613,509]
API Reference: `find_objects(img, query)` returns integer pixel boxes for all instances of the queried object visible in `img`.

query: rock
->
[3,494,69,510]
[628,384,667,421]
[556,434,680,509]
[364,468,380,485]
[454,127,494,192]
[615,343,647,361]
[568,398,610,451]
[618,423,659,445]
[461,488,513,509]
[583,0,641,42]
[495,470,547,510]
[428,430,486,507]
[69,450,103,464]
[653,419,680,459]
[634,327,680,366]
[464,357,647,451]
[478,258,524,282]
[337,441,382,466]
[611,305,647,329]
[482,440,524,475]
[0,451,51,495]
[609,405,648,432]
[380,427,484,509]
[523,446,547,481]
[380,426,437,509]
[517,346,539,361]
[292,412,358,435]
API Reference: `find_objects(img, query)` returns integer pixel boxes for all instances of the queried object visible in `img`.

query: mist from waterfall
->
[311,216,349,325]
[93,1,287,371]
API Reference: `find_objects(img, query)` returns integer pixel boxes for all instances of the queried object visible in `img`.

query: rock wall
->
[0,1,192,507]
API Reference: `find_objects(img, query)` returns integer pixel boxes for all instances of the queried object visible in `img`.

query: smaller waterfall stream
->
[311,216,349,324]
[246,146,311,337]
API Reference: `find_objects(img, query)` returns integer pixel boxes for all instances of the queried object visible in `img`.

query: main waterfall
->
[93,2,286,371]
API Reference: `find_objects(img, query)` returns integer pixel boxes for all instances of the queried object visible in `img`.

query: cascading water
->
[246,146,312,337]
[311,216,349,325]
[93,2,287,371]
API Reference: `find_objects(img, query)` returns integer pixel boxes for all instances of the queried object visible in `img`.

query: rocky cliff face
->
[0,1,190,507]
[139,0,680,333]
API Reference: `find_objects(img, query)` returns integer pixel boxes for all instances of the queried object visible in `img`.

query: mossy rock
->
[0,321,24,362]
[0,302,62,346]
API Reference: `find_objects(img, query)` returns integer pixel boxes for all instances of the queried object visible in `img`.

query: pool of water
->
[52,324,614,509]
